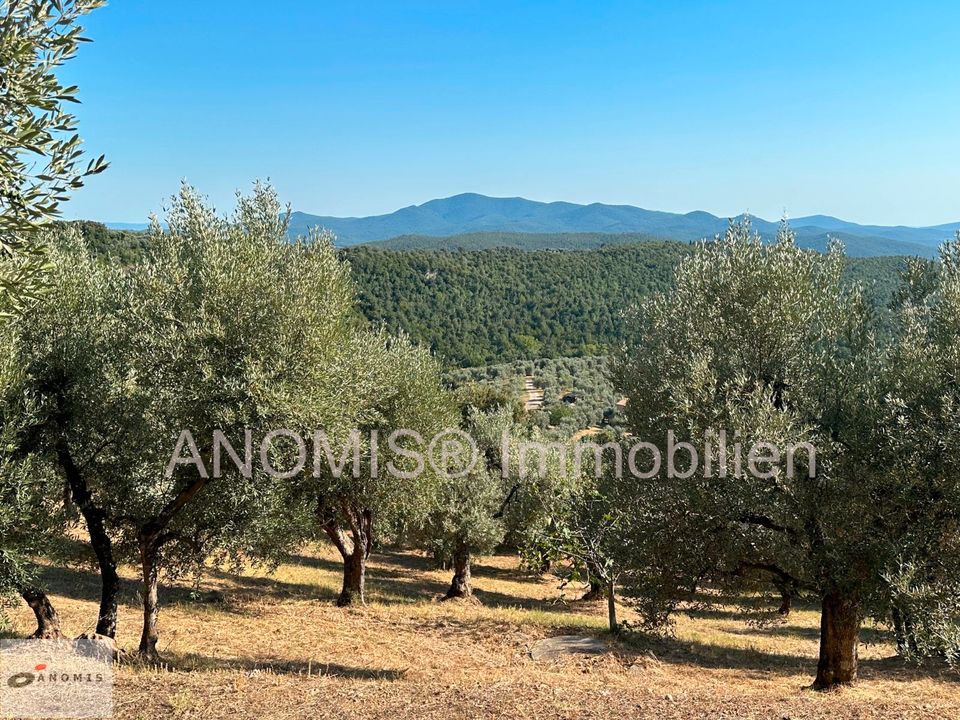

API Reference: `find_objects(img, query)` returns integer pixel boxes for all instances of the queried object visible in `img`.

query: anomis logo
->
[5,663,104,689]
[0,639,114,718]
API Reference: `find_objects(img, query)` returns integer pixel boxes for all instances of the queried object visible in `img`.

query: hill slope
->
[344,242,907,367]
[366,229,933,257]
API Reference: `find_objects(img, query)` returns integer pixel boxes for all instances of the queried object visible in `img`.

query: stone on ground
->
[530,634,608,661]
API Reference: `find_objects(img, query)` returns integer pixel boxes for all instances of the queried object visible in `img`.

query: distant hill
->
[54,220,152,265]
[288,193,955,257]
[105,222,152,231]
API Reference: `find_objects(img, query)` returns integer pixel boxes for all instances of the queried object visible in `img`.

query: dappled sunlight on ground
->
[5,545,959,719]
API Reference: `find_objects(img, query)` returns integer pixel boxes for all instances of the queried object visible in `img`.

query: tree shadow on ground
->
[33,549,553,616]
[726,621,892,646]
[470,559,543,584]
[204,549,531,608]
[617,630,959,684]
[37,564,140,607]
[367,551,579,611]
[203,565,337,605]
[35,563,276,619]
[132,652,406,680]
[283,550,560,610]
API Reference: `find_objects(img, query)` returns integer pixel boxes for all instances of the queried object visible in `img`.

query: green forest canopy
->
[343,244,906,366]
[74,221,908,368]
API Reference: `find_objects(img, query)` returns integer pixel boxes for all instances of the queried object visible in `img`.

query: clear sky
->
[62,0,960,225]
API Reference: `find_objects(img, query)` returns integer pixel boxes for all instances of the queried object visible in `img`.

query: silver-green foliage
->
[881,237,960,664]
[613,219,888,623]
[0,0,107,313]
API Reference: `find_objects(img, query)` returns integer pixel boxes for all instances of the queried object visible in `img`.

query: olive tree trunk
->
[57,440,120,638]
[339,543,367,606]
[443,544,472,599]
[582,578,604,601]
[892,605,918,656]
[774,578,793,616]
[606,580,619,634]
[20,587,63,639]
[136,538,161,663]
[813,590,861,690]
[324,507,373,607]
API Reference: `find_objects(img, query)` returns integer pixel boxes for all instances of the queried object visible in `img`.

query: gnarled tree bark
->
[136,534,161,663]
[443,543,472,599]
[323,505,373,607]
[20,587,63,639]
[813,590,861,690]
[57,439,120,638]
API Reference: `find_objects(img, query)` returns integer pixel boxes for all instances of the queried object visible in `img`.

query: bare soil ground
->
[5,546,959,719]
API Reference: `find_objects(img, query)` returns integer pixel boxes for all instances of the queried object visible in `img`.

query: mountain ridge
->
[285,193,957,257]
[107,193,960,257]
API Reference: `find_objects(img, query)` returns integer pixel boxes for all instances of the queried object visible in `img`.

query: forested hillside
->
[368,230,666,251]
[344,243,908,366]
[52,220,151,265]
[66,221,910,368]
[343,243,688,366]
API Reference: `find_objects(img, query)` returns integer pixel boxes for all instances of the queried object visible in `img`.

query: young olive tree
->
[417,401,511,600]
[531,430,630,633]
[614,220,891,689]
[312,332,455,606]
[428,466,504,600]
[0,0,107,313]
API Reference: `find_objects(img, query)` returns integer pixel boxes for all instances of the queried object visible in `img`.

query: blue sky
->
[63,1,960,225]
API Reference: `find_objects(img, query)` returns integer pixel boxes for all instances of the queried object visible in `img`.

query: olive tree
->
[417,402,510,600]
[312,332,455,606]
[614,220,891,689]
[879,243,960,665]
[0,0,107,313]
[531,430,630,633]
[2,228,125,637]
[7,184,364,659]
[113,183,366,659]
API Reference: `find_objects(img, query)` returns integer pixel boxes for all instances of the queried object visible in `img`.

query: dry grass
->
[5,545,960,719]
